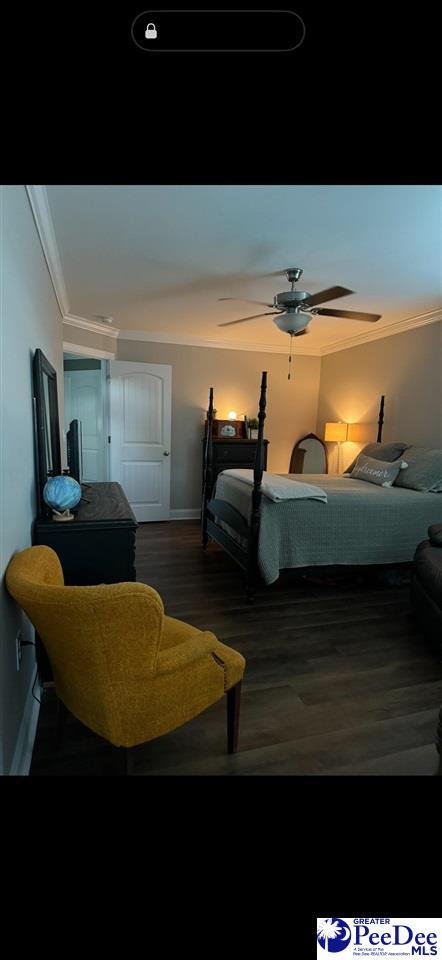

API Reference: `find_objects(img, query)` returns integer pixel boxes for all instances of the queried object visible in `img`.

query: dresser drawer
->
[217,461,255,473]
[215,443,255,463]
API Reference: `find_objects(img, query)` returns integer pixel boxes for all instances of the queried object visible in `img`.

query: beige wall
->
[317,322,442,473]
[117,339,321,510]
[62,323,116,355]
[66,320,442,502]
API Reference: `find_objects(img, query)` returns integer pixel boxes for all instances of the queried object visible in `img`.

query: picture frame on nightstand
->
[206,419,247,439]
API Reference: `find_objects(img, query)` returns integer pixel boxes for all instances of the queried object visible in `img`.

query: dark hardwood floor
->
[30,521,442,776]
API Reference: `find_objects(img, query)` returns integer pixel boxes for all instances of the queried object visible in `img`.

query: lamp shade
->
[324,421,348,442]
[347,422,372,443]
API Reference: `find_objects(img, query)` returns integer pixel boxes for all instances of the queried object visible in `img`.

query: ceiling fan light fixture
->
[216,266,381,333]
[273,311,310,335]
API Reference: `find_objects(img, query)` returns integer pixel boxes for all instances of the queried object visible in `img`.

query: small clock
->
[212,419,245,438]
[220,423,236,437]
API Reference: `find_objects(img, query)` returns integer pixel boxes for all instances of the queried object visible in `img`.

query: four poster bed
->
[201,374,442,598]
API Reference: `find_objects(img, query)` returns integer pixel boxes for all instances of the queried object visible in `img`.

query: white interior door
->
[109,361,172,521]
[64,365,108,481]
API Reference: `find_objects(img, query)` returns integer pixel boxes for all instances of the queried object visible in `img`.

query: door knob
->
[163,450,170,456]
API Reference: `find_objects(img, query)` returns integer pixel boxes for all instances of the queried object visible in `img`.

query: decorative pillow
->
[429,480,442,493]
[394,446,442,492]
[349,453,406,487]
[428,524,442,546]
[344,441,409,475]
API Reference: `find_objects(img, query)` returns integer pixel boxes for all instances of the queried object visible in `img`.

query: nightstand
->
[202,438,269,493]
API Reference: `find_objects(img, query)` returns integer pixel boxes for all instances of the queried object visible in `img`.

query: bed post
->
[202,387,214,548]
[247,371,267,600]
[377,395,385,443]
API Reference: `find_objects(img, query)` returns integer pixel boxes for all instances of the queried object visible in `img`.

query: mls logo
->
[317,919,351,953]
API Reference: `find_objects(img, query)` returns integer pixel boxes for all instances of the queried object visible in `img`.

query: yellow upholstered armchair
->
[6,545,246,773]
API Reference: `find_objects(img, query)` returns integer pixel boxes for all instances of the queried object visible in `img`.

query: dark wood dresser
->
[202,438,269,489]
[33,482,137,680]
[33,481,137,586]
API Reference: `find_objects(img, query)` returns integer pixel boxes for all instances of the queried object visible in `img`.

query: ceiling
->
[47,184,442,353]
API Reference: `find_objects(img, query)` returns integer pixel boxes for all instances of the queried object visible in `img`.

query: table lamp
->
[324,421,349,474]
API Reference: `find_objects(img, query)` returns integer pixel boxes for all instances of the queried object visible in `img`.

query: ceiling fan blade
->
[264,267,295,277]
[218,312,280,327]
[218,298,274,308]
[314,307,381,322]
[304,286,354,307]
[294,328,309,336]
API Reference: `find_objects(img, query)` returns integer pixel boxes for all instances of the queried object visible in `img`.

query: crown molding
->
[118,329,321,356]
[320,309,442,356]
[25,185,70,317]
[116,310,442,357]
[63,341,116,360]
[63,314,120,339]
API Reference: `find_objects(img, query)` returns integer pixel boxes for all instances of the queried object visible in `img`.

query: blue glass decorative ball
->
[43,475,82,512]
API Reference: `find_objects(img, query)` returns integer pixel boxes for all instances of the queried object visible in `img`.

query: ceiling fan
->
[217,266,381,337]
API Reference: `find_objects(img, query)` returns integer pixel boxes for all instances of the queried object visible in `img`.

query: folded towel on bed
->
[220,469,328,503]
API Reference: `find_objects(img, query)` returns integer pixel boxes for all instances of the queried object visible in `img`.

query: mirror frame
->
[33,349,61,517]
[289,432,329,474]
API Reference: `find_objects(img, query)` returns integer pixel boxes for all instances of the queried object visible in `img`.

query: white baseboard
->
[170,509,201,520]
[9,668,41,776]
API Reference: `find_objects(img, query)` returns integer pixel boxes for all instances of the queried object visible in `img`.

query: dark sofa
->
[412,524,442,648]
[412,523,442,774]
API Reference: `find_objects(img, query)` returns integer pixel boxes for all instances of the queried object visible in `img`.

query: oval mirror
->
[289,433,328,474]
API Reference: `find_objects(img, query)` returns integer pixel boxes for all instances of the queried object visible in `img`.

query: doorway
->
[63,354,109,482]
[63,354,173,519]
[109,361,172,522]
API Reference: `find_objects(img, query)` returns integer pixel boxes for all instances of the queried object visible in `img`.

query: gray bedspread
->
[213,472,442,585]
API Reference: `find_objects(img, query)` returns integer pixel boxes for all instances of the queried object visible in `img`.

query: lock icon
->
[145,22,157,39]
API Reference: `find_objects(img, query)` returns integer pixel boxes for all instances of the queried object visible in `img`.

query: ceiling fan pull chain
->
[288,333,294,380]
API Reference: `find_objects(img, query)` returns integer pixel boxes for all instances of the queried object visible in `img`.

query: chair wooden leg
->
[114,747,131,775]
[227,681,242,754]
[54,698,68,750]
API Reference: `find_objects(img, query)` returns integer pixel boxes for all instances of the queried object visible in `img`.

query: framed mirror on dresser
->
[32,348,137,593]
[31,349,138,681]
[33,348,62,517]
